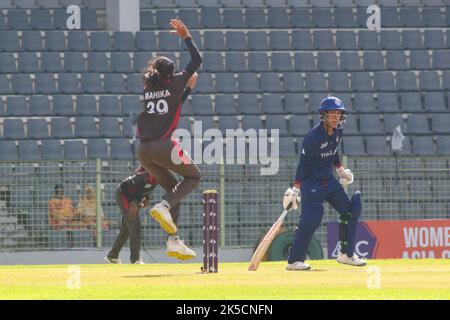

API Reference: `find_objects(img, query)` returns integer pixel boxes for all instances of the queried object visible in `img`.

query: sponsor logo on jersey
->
[320,148,338,159]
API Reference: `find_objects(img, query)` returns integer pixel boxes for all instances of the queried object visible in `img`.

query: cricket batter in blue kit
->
[283,96,367,270]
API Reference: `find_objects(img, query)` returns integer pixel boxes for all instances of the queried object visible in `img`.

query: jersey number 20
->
[146,99,168,114]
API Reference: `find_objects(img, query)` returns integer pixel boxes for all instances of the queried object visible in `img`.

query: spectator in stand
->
[77,185,109,246]
[48,184,76,230]
[77,185,108,230]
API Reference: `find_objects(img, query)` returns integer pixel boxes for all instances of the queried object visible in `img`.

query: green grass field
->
[0,259,449,300]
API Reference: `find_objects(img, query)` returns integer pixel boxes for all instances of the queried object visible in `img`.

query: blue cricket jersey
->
[294,121,343,185]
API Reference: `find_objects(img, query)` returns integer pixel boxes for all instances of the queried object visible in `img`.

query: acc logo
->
[334,98,342,107]
[331,241,370,258]
[329,96,343,107]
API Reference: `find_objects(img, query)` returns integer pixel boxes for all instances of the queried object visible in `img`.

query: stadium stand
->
[0,2,449,250]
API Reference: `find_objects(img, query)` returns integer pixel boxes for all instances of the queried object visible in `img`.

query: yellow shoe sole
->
[150,208,177,234]
[167,251,196,261]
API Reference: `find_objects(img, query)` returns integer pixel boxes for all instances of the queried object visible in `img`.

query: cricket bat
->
[248,203,292,271]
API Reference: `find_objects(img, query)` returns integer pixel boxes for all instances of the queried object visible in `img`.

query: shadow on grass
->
[122,274,177,278]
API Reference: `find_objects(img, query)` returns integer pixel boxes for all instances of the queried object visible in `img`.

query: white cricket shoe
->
[150,203,177,234]
[132,258,145,265]
[336,253,367,266]
[286,261,311,271]
[167,236,196,261]
[104,256,122,264]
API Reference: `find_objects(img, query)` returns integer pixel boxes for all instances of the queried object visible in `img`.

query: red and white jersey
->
[137,71,190,141]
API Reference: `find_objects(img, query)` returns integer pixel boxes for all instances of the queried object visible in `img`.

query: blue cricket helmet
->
[318,96,347,129]
[318,96,346,113]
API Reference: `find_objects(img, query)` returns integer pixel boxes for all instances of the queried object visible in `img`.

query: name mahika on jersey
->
[144,89,171,100]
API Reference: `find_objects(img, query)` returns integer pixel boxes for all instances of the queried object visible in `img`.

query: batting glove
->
[336,167,354,185]
[283,187,300,211]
